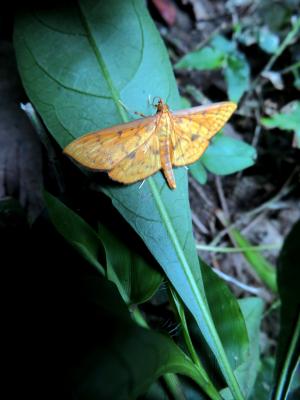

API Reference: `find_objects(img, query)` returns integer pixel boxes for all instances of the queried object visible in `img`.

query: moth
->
[64,99,237,189]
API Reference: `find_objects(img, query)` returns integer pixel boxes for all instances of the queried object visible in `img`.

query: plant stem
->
[197,243,281,253]
[273,313,300,400]
[264,18,300,73]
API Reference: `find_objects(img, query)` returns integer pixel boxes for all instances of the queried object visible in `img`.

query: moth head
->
[153,97,168,112]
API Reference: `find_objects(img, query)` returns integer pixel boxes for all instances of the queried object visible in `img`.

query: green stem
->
[280,60,300,75]
[164,374,186,400]
[148,179,244,400]
[264,18,300,73]
[273,312,300,400]
[169,288,222,400]
[197,243,281,253]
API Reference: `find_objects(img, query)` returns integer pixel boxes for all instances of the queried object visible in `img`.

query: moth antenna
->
[118,99,147,118]
[147,94,152,106]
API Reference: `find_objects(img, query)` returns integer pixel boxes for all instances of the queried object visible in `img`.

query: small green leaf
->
[261,102,300,131]
[189,161,207,185]
[258,26,280,54]
[44,191,105,275]
[98,224,163,305]
[202,135,256,176]
[175,46,225,70]
[210,35,236,53]
[225,53,250,102]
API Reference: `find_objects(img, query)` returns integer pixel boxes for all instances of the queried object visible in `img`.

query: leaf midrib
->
[78,1,128,122]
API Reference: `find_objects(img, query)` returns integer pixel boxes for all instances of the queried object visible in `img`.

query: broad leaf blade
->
[201,262,249,369]
[221,298,264,399]
[71,273,217,399]
[14,2,243,397]
[44,191,105,275]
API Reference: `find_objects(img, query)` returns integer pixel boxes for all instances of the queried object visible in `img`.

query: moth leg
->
[138,180,146,190]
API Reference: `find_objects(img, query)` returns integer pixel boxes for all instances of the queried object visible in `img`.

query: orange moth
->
[64,99,237,189]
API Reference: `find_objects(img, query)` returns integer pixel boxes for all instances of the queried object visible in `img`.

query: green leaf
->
[175,46,225,70]
[202,135,256,176]
[221,297,264,399]
[273,220,300,400]
[72,273,215,399]
[261,102,300,131]
[210,35,236,54]
[14,2,244,398]
[225,53,250,102]
[258,27,280,54]
[98,224,163,305]
[201,262,249,369]
[44,191,105,275]
[249,357,275,400]
[261,102,300,147]
[189,161,207,185]
[230,228,278,293]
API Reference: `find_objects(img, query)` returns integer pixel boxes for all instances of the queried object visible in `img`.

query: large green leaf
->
[201,262,249,370]
[14,2,243,397]
[273,220,300,400]
[71,273,215,399]
[44,191,105,275]
[221,298,264,399]
[249,358,275,400]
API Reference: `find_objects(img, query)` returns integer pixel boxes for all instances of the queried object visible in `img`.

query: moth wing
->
[171,102,237,166]
[63,115,157,170]
[108,133,161,184]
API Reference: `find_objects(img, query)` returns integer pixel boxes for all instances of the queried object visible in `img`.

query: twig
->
[215,176,230,220]
[241,17,300,105]
[264,17,300,73]
[189,177,215,207]
[192,211,210,235]
[212,268,263,296]
[279,60,300,75]
[210,167,298,246]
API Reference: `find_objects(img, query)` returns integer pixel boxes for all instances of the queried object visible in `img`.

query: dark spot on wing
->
[191,133,199,141]
[117,130,123,135]
[128,151,136,159]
